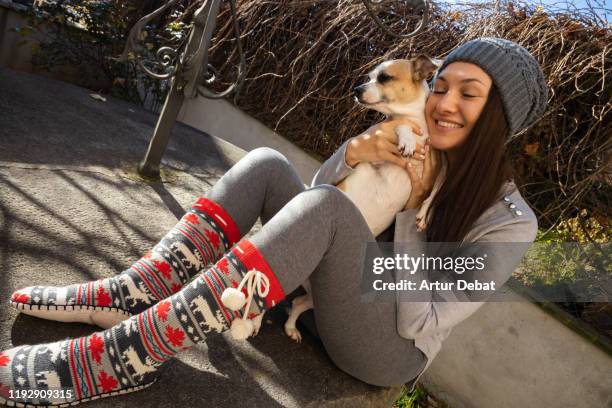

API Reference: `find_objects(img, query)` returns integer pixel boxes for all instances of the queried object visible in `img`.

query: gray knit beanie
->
[437,37,548,137]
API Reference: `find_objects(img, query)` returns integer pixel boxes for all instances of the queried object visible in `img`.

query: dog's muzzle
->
[353,85,366,102]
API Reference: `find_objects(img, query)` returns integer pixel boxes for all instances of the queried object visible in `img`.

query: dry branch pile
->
[206,0,610,235]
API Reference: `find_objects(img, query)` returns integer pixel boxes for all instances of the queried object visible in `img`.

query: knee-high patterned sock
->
[0,240,284,407]
[9,197,241,327]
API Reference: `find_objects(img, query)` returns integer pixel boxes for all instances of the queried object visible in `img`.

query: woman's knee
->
[306,185,366,226]
[239,148,306,193]
[244,147,293,175]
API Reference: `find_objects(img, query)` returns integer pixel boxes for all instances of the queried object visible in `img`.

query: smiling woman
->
[421,38,548,243]
[425,66,512,243]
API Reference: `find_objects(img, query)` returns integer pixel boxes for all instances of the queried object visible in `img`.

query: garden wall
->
[178,96,321,184]
[0,1,32,71]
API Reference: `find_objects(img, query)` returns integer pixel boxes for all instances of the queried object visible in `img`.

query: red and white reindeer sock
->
[9,197,241,328]
[0,239,285,407]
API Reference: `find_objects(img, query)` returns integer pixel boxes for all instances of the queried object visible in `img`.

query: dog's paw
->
[251,313,264,337]
[284,326,303,343]
[416,217,427,232]
[396,125,417,157]
[292,295,307,308]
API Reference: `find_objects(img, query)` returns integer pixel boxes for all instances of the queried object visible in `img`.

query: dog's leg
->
[251,313,265,336]
[416,157,447,231]
[395,124,417,157]
[284,294,314,343]
[416,196,433,232]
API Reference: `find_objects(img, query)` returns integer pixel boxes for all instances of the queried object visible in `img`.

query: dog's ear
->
[412,55,441,81]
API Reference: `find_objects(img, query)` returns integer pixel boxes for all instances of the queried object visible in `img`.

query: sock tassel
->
[221,269,270,340]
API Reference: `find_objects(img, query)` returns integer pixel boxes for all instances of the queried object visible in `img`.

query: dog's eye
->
[377,72,393,83]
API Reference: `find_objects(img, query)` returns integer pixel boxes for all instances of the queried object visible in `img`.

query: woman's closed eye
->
[432,88,479,98]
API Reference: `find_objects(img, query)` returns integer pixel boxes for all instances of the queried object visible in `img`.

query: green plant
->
[514,210,610,304]
[393,384,427,408]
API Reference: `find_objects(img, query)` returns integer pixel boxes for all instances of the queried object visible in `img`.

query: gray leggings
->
[206,147,427,387]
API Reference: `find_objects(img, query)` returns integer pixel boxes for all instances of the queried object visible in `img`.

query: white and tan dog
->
[341,55,443,235]
[283,55,445,342]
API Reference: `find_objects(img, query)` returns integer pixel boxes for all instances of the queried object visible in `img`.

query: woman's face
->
[425,62,493,151]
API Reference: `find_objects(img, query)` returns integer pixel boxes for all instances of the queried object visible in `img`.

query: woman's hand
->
[345,118,425,168]
[403,142,442,210]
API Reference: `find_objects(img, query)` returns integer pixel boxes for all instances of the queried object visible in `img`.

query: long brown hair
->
[426,85,513,243]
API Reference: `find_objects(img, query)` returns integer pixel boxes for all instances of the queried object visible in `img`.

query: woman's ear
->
[412,55,442,81]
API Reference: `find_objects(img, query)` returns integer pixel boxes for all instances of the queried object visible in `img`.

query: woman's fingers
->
[421,145,441,192]
[411,143,426,161]
[424,145,439,173]
[379,138,400,154]
[405,163,423,191]
[428,146,442,174]
[432,149,442,172]
[380,150,408,168]
[375,127,399,144]
[423,145,432,174]
[427,145,438,166]
[404,161,417,180]
[364,120,429,166]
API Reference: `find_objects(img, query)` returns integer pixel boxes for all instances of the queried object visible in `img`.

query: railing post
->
[137,77,185,178]
[136,0,222,179]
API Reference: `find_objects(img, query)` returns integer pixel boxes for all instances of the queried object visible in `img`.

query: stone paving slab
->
[0,68,401,407]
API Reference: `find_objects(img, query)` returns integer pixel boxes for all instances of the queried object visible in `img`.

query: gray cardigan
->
[311,138,538,376]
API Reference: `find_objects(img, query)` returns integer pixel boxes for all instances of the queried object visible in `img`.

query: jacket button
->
[503,196,511,202]
[509,204,516,209]
[515,210,523,216]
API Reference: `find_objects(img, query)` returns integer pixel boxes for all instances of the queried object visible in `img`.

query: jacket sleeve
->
[311,138,356,187]
[394,210,538,339]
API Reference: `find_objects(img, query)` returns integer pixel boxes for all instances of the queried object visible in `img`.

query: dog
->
[282,55,445,342]
[341,55,443,235]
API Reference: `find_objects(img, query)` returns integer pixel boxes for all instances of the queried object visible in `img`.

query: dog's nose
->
[353,86,365,98]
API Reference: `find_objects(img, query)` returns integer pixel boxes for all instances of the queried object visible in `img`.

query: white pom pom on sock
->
[221,288,246,311]
[223,269,271,341]
[230,318,254,340]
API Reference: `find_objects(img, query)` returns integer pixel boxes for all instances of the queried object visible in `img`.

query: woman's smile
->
[433,118,464,130]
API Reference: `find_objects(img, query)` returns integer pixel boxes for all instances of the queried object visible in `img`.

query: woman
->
[1,38,547,406]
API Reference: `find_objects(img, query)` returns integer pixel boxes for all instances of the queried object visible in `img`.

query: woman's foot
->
[10,197,241,328]
[0,313,164,407]
[1,240,284,406]
[11,276,143,329]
